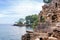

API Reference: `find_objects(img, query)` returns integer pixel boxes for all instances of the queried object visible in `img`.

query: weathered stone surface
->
[22,0,60,40]
[48,37,57,40]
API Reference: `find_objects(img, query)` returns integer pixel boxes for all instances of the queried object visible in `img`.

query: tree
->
[16,18,25,24]
[25,14,39,28]
[25,16,32,25]
[16,14,39,28]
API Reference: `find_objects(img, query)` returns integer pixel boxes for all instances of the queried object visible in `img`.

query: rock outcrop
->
[22,0,60,40]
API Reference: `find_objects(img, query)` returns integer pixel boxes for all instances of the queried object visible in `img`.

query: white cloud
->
[0,0,44,24]
[0,14,6,17]
[1,0,44,18]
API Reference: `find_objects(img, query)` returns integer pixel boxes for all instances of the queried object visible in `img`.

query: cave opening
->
[40,38,43,40]
[55,3,57,7]
[52,15,57,22]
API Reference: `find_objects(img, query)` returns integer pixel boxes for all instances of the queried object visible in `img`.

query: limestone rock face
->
[38,0,60,33]
[39,0,60,23]
[38,0,60,40]
[22,0,60,40]
[48,37,57,40]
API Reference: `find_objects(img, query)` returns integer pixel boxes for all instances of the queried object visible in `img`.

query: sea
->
[0,24,33,40]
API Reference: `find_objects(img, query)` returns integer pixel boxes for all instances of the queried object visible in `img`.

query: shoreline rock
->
[13,24,32,27]
[13,24,25,26]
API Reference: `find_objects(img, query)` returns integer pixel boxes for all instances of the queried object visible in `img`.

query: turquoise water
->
[0,24,33,40]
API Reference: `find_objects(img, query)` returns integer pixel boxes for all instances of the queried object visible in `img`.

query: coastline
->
[13,24,25,27]
[13,24,31,27]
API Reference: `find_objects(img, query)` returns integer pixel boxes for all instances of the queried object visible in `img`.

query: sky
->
[0,0,44,24]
